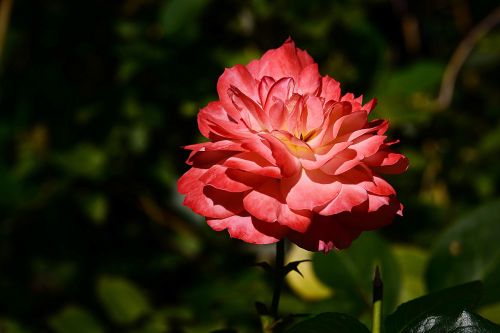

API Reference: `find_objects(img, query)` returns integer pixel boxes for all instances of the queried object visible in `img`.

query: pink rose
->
[178,39,408,252]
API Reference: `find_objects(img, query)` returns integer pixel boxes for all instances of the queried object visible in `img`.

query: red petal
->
[320,76,341,102]
[207,215,288,244]
[263,77,295,113]
[180,170,245,219]
[260,133,301,177]
[282,169,342,210]
[223,152,281,178]
[319,149,360,175]
[318,184,368,215]
[243,180,312,233]
[362,176,396,196]
[350,135,387,158]
[287,214,362,252]
[228,86,269,130]
[298,63,321,96]
[303,96,324,131]
[246,38,314,82]
[365,150,409,174]
[217,65,258,117]
[199,165,252,192]
[197,102,249,140]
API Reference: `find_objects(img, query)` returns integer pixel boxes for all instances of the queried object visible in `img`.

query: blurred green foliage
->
[1,0,500,331]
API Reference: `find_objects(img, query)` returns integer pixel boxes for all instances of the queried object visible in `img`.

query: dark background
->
[1,0,500,332]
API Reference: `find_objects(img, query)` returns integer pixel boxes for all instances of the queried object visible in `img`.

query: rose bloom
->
[178,39,408,252]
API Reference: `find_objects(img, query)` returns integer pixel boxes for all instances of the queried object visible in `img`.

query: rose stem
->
[372,266,383,333]
[270,239,285,319]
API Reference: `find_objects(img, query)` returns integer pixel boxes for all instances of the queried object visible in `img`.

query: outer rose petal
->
[320,76,341,102]
[197,102,249,140]
[288,214,363,251]
[318,184,368,215]
[198,165,252,192]
[217,65,258,117]
[207,215,288,244]
[246,38,314,82]
[223,152,281,178]
[339,196,403,230]
[179,168,245,218]
[365,150,409,174]
[243,180,311,233]
[298,63,321,96]
[283,169,342,210]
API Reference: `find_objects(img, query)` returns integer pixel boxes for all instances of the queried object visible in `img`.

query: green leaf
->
[313,232,401,314]
[385,281,483,333]
[400,310,500,333]
[285,312,370,333]
[97,275,151,325]
[425,199,500,304]
[48,306,104,333]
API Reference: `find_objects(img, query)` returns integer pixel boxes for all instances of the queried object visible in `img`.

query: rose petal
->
[180,170,244,219]
[320,76,341,102]
[217,65,258,116]
[318,184,368,215]
[199,165,253,192]
[350,135,387,158]
[298,63,321,96]
[283,169,342,210]
[228,86,269,130]
[243,180,312,233]
[264,77,295,113]
[207,214,288,244]
[287,214,362,252]
[247,38,314,82]
[198,102,249,140]
[319,149,360,175]
[259,76,275,106]
[223,152,281,178]
[260,133,301,177]
[365,150,409,174]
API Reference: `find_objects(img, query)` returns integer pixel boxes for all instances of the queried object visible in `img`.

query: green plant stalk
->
[372,266,383,333]
[372,299,382,333]
[270,239,285,319]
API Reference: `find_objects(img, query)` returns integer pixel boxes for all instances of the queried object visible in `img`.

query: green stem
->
[372,266,383,333]
[270,239,285,319]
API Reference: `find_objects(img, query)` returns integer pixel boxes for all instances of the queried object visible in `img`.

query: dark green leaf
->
[385,281,483,333]
[401,310,500,333]
[425,200,500,304]
[285,312,370,333]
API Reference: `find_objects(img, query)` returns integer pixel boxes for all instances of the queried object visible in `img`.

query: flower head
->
[178,39,408,252]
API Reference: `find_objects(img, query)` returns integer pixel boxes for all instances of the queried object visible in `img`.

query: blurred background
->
[1,0,500,332]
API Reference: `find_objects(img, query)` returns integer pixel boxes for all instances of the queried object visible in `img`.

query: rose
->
[178,38,408,252]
